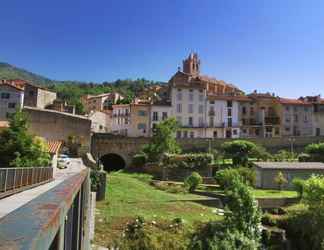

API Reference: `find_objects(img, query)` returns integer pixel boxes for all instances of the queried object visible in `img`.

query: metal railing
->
[0,168,90,250]
[0,167,53,198]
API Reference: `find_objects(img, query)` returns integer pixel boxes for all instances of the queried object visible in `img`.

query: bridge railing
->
[0,168,91,250]
[0,167,53,199]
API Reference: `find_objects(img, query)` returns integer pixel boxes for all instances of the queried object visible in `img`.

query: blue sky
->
[1,0,324,97]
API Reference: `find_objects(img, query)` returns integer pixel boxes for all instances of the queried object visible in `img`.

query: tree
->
[189,177,261,250]
[274,171,288,190]
[0,111,51,168]
[305,143,324,162]
[222,140,269,167]
[142,118,181,162]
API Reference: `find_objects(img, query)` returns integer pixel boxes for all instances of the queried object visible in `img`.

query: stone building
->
[88,110,112,133]
[23,106,91,154]
[128,103,151,137]
[279,98,313,137]
[151,100,172,132]
[81,92,123,113]
[240,92,281,138]
[0,81,24,120]
[111,104,130,136]
[23,83,57,109]
[169,53,244,138]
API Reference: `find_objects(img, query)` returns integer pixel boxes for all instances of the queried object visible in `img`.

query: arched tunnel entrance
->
[100,153,126,172]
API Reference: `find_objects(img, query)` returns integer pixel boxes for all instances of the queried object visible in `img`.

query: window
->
[138,123,146,130]
[198,117,204,127]
[188,117,193,127]
[176,131,181,138]
[177,92,182,101]
[210,100,215,104]
[227,108,232,117]
[138,110,147,116]
[183,131,188,138]
[198,105,204,114]
[152,112,158,121]
[1,93,10,99]
[190,131,195,138]
[285,106,290,111]
[294,106,298,112]
[199,94,204,102]
[227,100,232,107]
[304,115,308,123]
[8,103,16,109]
[29,90,34,96]
[99,125,103,130]
[228,118,232,127]
[285,127,290,132]
[189,92,194,102]
[294,114,298,122]
[188,104,194,113]
[275,127,280,135]
[213,131,218,138]
[176,103,182,113]
[242,106,246,115]
[233,129,238,135]
[255,128,260,136]
[162,112,168,120]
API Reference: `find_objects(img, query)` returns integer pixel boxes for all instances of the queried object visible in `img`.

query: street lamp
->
[288,137,296,155]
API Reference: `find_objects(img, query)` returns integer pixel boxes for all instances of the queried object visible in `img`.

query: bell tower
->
[182,53,200,75]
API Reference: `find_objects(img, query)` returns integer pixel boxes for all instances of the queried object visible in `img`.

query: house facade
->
[23,83,57,109]
[82,92,123,113]
[111,104,130,136]
[0,82,24,120]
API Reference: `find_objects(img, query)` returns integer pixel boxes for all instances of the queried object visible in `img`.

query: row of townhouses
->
[1,53,324,138]
[86,53,324,138]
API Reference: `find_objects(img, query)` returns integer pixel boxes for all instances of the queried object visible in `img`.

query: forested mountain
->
[0,62,166,113]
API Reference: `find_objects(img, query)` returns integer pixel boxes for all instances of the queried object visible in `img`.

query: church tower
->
[182,53,200,75]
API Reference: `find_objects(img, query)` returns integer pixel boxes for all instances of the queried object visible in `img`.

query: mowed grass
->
[94,172,221,246]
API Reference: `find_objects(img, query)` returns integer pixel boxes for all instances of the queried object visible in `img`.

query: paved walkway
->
[0,158,85,218]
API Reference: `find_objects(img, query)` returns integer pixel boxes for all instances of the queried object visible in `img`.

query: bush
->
[305,143,324,162]
[274,171,288,190]
[132,153,147,167]
[261,213,277,227]
[184,172,203,192]
[215,167,256,189]
[163,153,213,169]
[292,178,305,198]
[273,150,297,162]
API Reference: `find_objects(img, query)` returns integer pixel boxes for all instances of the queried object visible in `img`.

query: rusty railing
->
[0,167,53,198]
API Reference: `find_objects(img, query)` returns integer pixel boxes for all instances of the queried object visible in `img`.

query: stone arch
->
[100,153,126,172]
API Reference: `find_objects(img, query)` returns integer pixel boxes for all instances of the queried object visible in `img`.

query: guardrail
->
[0,168,90,250]
[0,167,53,199]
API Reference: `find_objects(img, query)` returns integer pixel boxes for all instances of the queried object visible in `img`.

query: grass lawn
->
[94,171,222,247]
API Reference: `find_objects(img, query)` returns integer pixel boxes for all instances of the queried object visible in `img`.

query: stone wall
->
[24,107,91,154]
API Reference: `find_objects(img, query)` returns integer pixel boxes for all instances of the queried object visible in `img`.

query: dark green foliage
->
[292,178,305,198]
[189,177,261,250]
[142,118,181,162]
[261,213,277,227]
[0,111,51,168]
[222,140,270,167]
[305,142,324,162]
[132,153,147,167]
[162,153,213,169]
[184,172,203,192]
[215,167,256,189]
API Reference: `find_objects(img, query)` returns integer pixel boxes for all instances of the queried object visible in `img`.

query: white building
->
[0,82,24,120]
[111,104,130,136]
[151,101,172,130]
[88,111,112,133]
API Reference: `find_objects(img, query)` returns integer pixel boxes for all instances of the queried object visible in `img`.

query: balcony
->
[264,117,280,125]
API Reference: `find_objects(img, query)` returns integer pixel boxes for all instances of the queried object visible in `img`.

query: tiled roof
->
[47,140,63,154]
[0,81,25,91]
[278,98,312,106]
[208,94,251,102]
[254,162,324,170]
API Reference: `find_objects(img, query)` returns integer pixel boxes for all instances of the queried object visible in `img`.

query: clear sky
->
[1,0,324,97]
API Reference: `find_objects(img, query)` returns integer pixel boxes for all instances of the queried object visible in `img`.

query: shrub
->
[305,143,324,162]
[261,213,277,227]
[184,172,203,192]
[215,167,256,189]
[292,178,305,198]
[163,153,213,169]
[132,153,147,167]
[222,140,269,167]
[273,150,297,162]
